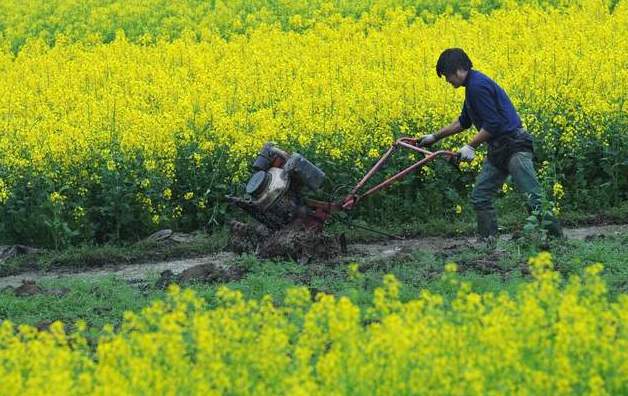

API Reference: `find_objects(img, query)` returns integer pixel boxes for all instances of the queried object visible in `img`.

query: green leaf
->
[523,223,536,235]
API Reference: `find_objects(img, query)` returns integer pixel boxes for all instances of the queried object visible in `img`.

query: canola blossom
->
[1,253,627,395]
[2,0,617,51]
[0,1,627,245]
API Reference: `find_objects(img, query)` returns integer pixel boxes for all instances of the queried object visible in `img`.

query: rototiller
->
[227,138,459,239]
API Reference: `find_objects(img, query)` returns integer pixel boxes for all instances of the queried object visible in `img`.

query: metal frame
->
[304,137,457,225]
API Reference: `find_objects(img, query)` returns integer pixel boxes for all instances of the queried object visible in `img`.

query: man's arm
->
[468,128,492,148]
[434,121,492,147]
[434,118,465,140]
[417,118,469,146]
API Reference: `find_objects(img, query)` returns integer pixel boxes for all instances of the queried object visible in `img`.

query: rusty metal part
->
[339,138,457,210]
[226,192,298,231]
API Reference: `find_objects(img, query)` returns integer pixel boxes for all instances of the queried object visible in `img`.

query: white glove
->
[459,144,476,162]
[417,133,438,146]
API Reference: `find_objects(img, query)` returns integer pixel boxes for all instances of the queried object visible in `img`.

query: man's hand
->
[417,133,438,147]
[459,144,476,161]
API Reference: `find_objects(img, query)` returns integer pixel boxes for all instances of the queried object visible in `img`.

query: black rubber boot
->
[475,210,498,241]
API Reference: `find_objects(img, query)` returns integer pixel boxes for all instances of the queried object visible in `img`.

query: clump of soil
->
[438,242,476,258]
[226,220,270,254]
[457,250,511,275]
[178,263,243,283]
[227,220,341,263]
[141,229,197,244]
[12,280,70,297]
[0,245,45,262]
[155,262,244,289]
[14,280,44,296]
[257,222,341,263]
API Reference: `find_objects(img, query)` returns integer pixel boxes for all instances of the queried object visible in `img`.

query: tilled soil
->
[227,220,342,263]
[256,223,341,263]
[0,224,627,289]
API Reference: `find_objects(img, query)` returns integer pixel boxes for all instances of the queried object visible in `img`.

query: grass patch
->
[0,229,229,277]
[2,231,628,335]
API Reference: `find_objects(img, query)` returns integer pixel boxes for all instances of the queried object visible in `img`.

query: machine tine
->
[334,215,405,240]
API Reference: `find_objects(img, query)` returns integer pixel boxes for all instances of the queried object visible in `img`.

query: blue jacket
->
[458,69,522,138]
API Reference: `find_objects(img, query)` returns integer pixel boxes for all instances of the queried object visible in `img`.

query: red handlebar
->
[304,137,458,217]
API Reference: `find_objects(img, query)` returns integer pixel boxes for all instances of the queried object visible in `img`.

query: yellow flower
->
[75,319,87,332]
[77,187,89,197]
[552,182,565,200]
[49,191,66,205]
[585,263,604,277]
[0,178,10,203]
[367,148,380,159]
[74,206,85,220]
[444,262,458,272]
[347,263,360,280]
[106,160,117,171]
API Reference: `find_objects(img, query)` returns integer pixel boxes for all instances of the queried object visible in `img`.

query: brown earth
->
[227,220,342,263]
[9,279,70,297]
[0,224,626,290]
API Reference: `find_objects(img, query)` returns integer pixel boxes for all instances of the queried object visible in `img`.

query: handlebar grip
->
[447,152,462,170]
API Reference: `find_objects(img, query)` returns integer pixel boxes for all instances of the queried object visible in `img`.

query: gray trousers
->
[471,151,542,213]
[470,151,544,238]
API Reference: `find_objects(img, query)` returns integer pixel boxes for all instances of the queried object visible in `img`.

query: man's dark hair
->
[436,48,473,78]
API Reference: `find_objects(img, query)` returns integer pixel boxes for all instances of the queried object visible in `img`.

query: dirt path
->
[1,224,627,289]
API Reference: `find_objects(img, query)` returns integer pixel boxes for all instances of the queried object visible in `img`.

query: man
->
[418,48,563,240]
